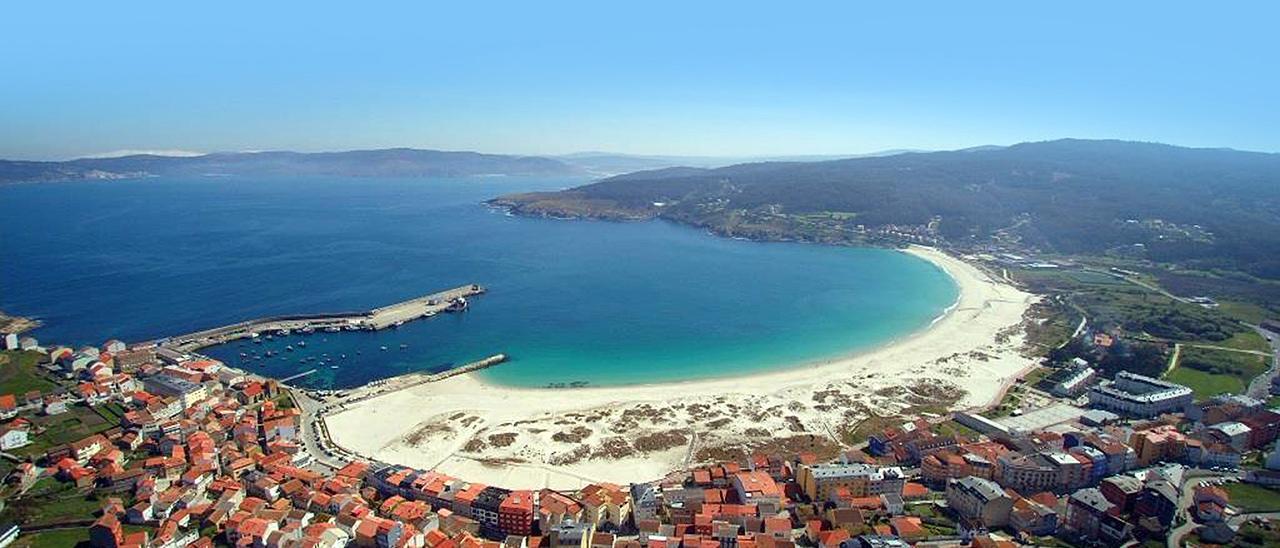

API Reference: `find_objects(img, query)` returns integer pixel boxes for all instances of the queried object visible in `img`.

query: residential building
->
[1053,367,1096,397]
[1008,496,1058,536]
[1065,487,1129,542]
[944,476,1013,528]
[498,490,535,537]
[797,464,905,501]
[0,426,29,451]
[732,471,782,515]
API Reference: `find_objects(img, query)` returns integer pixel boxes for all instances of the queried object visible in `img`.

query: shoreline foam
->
[326,245,1038,490]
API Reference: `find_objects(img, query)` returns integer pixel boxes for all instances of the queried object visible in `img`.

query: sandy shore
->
[326,246,1037,489]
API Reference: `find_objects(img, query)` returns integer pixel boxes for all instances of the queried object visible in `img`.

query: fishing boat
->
[399,343,408,349]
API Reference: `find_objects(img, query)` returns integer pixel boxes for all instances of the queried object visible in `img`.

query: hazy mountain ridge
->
[555,149,926,176]
[493,139,1280,279]
[0,148,582,183]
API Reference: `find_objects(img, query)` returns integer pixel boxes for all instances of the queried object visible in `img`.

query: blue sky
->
[2,1,1277,159]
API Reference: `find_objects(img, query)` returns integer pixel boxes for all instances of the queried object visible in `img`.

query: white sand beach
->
[325,246,1038,490]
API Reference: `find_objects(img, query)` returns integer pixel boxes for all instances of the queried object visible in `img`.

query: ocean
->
[0,176,957,388]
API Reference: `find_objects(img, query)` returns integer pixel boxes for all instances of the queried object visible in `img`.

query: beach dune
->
[325,246,1037,489]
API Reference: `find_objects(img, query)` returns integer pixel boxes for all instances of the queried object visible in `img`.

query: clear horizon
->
[4,1,1278,160]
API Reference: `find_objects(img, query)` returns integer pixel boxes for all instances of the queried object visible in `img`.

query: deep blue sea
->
[0,176,957,389]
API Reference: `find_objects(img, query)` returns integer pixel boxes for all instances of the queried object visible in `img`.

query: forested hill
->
[491,140,1280,279]
[0,148,581,183]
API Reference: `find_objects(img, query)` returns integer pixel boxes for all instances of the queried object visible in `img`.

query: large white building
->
[1087,372,1193,417]
[142,375,209,408]
[1053,367,1097,397]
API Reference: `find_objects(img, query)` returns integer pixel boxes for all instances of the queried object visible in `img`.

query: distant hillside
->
[556,150,922,177]
[493,140,1280,279]
[0,148,582,184]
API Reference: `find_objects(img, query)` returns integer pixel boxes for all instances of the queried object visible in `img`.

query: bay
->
[0,176,957,388]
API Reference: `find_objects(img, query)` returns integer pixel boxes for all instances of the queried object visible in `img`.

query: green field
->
[10,528,92,548]
[14,406,118,457]
[1012,268,1128,287]
[0,350,59,396]
[1211,330,1273,353]
[1226,482,1280,513]
[1218,300,1276,325]
[1166,367,1246,399]
[0,476,105,530]
[1013,264,1249,348]
[1166,346,1272,400]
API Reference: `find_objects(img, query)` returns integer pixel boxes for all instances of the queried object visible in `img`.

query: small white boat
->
[380,346,388,351]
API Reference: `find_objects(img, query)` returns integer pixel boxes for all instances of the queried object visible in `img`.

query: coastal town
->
[4,1,1279,546]
[2,302,1280,548]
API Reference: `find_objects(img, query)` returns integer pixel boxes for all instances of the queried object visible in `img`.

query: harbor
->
[157,284,485,352]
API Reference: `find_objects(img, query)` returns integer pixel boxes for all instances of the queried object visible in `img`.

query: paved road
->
[288,387,351,471]
[1167,470,1242,548]
[1245,326,1280,400]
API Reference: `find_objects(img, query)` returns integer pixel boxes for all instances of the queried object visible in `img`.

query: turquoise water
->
[0,176,957,388]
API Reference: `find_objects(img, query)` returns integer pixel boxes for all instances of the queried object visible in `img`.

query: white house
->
[0,426,30,450]
[3,333,17,350]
